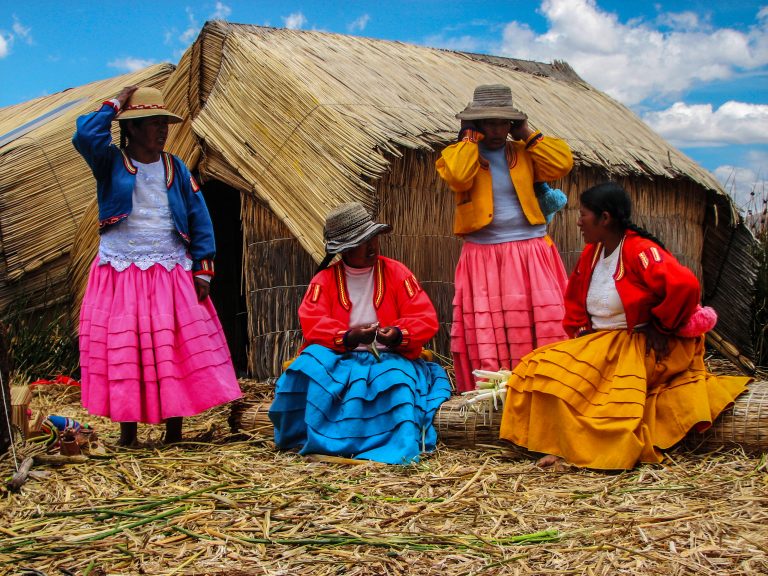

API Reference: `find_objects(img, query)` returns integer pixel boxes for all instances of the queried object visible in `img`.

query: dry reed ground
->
[1,368,767,576]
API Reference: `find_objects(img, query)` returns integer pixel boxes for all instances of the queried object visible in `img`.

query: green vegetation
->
[2,294,78,384]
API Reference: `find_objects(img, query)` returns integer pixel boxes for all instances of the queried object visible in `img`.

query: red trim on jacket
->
[563,231,700,337]
[298,256,438,359]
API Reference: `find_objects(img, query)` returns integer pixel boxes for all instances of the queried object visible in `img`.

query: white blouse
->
[98,158,191,272]
[586,246,627,330]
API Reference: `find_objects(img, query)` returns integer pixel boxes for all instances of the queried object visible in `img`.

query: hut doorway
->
[201,181,248,375]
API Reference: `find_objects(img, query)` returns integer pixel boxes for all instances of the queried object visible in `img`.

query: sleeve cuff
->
[193,258,215,278]
[104,99,121,112]
[651,318,675,335]
[458,128,483,143]
[524,130,544,149]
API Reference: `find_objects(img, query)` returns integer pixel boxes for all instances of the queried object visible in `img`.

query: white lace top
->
[586,246,627,330]
[98,158,191,272]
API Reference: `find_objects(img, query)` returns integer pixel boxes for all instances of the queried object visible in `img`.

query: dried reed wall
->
[241,146,716,379]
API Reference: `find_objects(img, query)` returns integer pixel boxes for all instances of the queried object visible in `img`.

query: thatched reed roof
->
[163,20,735,263]
[0,64,175,312]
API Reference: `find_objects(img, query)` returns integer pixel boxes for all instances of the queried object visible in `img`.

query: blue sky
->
[1,0,766,210]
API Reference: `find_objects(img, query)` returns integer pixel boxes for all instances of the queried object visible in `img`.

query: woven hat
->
[114,87,183,124]
[455,84,527,121]
[324,202,392,254]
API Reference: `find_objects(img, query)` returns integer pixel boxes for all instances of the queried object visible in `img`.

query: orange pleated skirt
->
[499,330,749,470]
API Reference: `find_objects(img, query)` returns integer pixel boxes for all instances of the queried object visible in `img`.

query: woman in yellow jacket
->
[436,84,573,392]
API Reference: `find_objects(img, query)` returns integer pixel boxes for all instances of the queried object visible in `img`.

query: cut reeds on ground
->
[1,372,767,575]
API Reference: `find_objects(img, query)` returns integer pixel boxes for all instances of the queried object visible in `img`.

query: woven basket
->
[686,380,768,454]
[433,395,505,448]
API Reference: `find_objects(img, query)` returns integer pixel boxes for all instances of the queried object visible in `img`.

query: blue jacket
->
[72,102,215,277]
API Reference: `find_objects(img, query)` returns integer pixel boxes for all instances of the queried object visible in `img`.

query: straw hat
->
[455,84,527,121]
[324,202,392,254]
[114,87,183,123]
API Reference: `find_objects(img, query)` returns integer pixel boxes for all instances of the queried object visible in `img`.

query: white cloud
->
[643,101,768,147]
[108,57,157,72]
[283,12,307,30]
[12,16,32,44]
[0,34,8,58]
[180,8,200,44]
[714,162,768,215]
[656,11,704,32]
[498,0,768,106]
[348,14,370,33]
[212,1,232,20]
[423,34,484,53]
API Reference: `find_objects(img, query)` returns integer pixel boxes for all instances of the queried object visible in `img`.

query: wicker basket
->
[686,380,768,454]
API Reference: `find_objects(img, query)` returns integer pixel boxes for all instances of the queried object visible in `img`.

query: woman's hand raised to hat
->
[509,118,534,142]
[116,85,139,107]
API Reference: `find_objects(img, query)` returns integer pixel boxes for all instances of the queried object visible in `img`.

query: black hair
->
[315,253,335,275]
[118,118,147,149]
[579,181,666,250]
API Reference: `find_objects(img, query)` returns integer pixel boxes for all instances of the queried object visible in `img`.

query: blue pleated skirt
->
[268,344,452,464]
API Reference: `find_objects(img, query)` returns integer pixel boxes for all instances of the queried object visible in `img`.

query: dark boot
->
[118,422,138,446]
[164,417,183,444]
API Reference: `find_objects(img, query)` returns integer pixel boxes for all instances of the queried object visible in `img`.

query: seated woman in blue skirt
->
[269,203,452,464]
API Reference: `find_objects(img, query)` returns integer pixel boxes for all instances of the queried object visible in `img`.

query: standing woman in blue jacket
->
[73,86,241,446]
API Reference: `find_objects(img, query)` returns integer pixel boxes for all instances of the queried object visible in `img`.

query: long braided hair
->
[580,182,666,250]
[119,120,129,149]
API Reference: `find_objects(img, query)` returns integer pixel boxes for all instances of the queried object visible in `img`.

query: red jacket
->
[564,231,700,337]
[299,256,438,359]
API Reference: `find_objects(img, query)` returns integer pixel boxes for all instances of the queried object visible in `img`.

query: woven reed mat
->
[232,381,767,453]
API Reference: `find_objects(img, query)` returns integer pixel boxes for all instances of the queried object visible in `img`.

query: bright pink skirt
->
[451,237,568,392]
[79,258,242,423]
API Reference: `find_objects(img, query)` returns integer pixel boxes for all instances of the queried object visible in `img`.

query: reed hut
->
[0,64,175,316]
[69,21,756,379]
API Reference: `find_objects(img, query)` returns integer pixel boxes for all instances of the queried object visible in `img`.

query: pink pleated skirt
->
[79,258,242,423]
[451,237,568,392]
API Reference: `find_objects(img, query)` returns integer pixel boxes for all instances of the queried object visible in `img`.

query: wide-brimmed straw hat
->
[324,202,392,254]
[455,84,527,121]
[114,87,183,124]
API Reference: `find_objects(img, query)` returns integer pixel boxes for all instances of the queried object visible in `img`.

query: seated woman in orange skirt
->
[499,181,749,470]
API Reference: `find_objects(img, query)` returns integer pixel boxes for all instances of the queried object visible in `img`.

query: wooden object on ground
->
[6,456,34,492]
[233,381,768,454]
[11,385,32,439]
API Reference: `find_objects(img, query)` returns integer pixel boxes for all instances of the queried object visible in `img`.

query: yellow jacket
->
[436,130,573,236]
